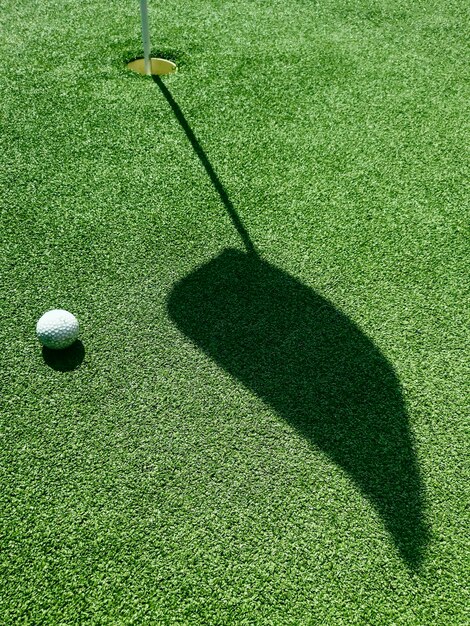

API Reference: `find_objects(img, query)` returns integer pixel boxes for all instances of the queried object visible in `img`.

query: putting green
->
[1,0,468,623]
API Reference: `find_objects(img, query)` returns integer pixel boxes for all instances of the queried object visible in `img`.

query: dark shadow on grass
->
[153,76,257,257]
[168,249,429,568]
[153,78,429,568]
[42,340,85,372]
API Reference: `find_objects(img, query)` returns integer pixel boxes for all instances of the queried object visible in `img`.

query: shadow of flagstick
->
[153,77,429,569]
[153,76,258,257]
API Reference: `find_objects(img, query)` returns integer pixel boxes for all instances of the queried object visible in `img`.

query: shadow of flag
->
[167,248,429,568]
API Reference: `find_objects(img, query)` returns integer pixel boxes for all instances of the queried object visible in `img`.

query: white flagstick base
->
[127,58,177,76]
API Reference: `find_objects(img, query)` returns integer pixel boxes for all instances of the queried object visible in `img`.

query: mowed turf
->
[1,0,468,623]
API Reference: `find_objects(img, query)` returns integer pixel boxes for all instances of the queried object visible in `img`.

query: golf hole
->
[127,57,177,76]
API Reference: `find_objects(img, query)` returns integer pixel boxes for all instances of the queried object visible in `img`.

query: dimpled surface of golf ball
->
[36,309,79,349]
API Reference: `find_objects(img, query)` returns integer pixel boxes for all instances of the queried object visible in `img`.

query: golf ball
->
[36,309,79,349]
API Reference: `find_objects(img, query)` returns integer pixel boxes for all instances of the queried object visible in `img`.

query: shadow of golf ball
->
[42,340,85,372]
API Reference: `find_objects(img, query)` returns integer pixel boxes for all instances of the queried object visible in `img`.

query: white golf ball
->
[36,309,79,349]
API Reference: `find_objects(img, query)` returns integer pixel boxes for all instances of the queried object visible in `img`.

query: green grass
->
[1,0,468,623]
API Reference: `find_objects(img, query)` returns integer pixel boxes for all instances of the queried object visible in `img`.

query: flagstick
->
[128,0,176,76]
[140,0,152,75]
